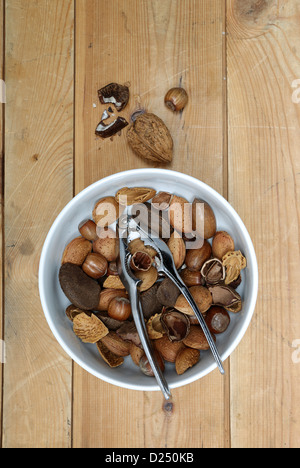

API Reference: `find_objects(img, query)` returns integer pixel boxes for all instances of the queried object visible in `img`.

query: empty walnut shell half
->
[130,251,152,272]
[160,308,190,342]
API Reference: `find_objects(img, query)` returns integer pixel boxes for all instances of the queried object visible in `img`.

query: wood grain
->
[73,0,229,448]
[3,0,74,448]
[227,0,300,448]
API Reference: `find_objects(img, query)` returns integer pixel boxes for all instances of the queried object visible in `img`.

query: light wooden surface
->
[1,0,300,448]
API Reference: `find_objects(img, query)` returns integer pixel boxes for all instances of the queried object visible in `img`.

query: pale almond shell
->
[174,285,212,316]
[73,313,109,343]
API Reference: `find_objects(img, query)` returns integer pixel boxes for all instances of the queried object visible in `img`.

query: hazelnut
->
[139,350,165,377]
[164,87,188,112]
[108,297,132,322]
[192,199,216,240]
[82,252,108,279]
[212,231,235,260]
[205,306,230,335]
[96,288,128,311]
[185,240,212,271]
[180,269,203,287]
[174,285,213,316]
[78,219,98,241]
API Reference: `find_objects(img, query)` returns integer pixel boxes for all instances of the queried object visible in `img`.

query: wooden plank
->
[74,0,228,448]
[227,0,300,448]
[3,0,74,448]
[0,0,4,448]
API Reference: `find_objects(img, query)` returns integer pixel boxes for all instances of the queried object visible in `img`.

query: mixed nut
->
[59,187,247,377]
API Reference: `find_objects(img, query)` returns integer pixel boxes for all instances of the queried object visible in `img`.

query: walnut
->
[126,113,173,163]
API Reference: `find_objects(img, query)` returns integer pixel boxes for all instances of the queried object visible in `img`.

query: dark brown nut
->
[101,331,131,357]
[208,284,242,313]
[130,251,152,272]
[82,252,108,279]
[212,231,235,260]
[156,277,181,308]
[201,258,225,285]
[175,348,200,375]
[154,335,185,363]
[164,87,188,112]
[183,325,216,350]
[127,112,173,164]
[180,269,203,287]
[192,199,216,240]
[78,219,98,241]
[96,288,128,311]
[108,297,132,322]
[95,117,129,139]
[66,305,88,322]
[95,312,128,331]
[61,237,92,266]
[140,283,163,319]
[161,308,190,342]
[59,263,101,311]
[205,306,230,334]
[139,350,165,377]
[185,240,212,271]
[98,83,130,112]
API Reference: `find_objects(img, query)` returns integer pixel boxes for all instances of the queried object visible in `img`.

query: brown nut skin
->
[130,251,152,272]
[139,350,165,377]
[185,240,212,271]
[108,297,132,322]
[212,231,235,260]
[78,219,98,241]
[205,306,230,335]
[92,197,124,228]
[82,252,108,279]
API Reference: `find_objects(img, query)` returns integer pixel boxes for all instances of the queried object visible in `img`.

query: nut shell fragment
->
[73,313,109,343]
[96,341,124,368]
[208,284,242,313]
[115,187,156,206]
[175,348,200,375]
[222,250,247,285]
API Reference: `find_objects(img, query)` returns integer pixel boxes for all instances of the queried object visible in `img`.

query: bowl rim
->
[39,168,258,391]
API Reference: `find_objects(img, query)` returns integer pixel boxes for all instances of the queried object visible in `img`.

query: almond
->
[174,285,212,316]
[100,331,131,357]
[115,187,157,206]
[154,335,185,363]
[73,313,109,343]
[62,237,92,266]
[175,347,200,375]
[93,197,125,228]
[167,232,186,269]
[182,325,216,350]
[93,228,119,262]
[169,195,193,234]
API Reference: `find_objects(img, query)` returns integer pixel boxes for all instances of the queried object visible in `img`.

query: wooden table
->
[1,0,300,449]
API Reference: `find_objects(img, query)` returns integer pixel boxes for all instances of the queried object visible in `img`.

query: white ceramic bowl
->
[39,169,258,391]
